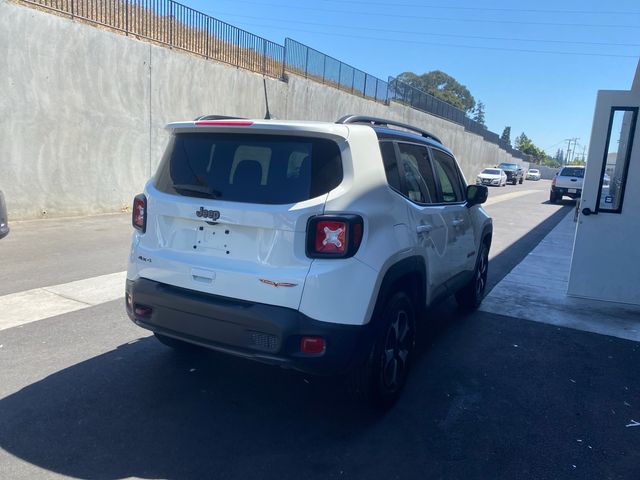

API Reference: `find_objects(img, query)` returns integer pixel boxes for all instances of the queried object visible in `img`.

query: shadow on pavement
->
[485,204,572,293]
[0,339,380,479]
[4,202,632,480]
[2,309,638,480]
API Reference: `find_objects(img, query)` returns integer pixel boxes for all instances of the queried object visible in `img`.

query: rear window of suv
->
[154,133,343,204]
[559,167,585,178]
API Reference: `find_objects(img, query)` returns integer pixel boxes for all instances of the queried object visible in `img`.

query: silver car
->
[0,190,9,239]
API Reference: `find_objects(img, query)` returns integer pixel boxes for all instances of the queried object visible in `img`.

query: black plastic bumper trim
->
[126,278,372,375]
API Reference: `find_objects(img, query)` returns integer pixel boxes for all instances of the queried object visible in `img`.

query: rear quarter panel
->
[299,127,416,325]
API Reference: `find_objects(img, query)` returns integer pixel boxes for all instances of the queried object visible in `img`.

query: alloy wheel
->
[475,247,488,298]
[381,309,412,392]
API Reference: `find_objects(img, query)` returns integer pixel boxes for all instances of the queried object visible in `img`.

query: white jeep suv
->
[125,115,492,407]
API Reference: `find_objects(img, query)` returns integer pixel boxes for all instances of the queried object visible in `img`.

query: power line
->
[215,1,640,29]
[225,19,640,59]
[316,0,640,16]
[544,140,568,153]
[214,12,640,48]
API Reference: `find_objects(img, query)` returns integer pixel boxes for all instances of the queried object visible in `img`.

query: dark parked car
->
[0,190,9,239]
[496,162,524,185]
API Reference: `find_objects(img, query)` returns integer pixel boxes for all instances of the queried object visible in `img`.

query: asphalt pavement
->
[1,180,638,480]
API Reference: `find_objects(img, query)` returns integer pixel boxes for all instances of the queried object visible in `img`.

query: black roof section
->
[336,115,442,145]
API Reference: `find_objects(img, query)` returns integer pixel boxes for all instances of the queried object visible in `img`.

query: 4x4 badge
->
[196,207,220,220]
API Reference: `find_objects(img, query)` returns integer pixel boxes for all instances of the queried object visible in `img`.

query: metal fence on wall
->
[284,38,389,103]
[20,0,528,159]
[21,0,285,78]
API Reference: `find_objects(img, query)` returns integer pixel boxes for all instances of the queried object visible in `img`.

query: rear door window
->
[560,167,585,178]
[430,149,465,203]
[379,141,402,192]
[397,142,437,204]
[154,133,343,204]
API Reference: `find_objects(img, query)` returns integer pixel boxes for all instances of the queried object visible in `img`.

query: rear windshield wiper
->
[172,184,222,199]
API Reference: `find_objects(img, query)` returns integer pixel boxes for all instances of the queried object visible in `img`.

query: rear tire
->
[549,192,559,203]
[455,242,489,311]
[519,178,523,184]
[349,292,416,409]
[512,179,517,185]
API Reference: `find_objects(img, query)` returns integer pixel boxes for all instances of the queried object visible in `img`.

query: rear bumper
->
[551,186,582,198]
[125,278,371,375]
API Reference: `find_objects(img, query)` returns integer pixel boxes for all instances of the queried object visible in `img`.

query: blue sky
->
[183,0,639,157]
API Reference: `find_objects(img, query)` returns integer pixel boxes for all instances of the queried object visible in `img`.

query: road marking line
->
[483,189,538,207]
[0,271,126,332]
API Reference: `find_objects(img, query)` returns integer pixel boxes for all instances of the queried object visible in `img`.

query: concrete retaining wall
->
[535,165,562,180]
[0,0,527,219]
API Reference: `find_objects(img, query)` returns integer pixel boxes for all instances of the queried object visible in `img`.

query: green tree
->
[514,133,531,151]
[515,132,548,163]
[543,158,561,168]
[397,70,476,113]
[473,101,486,127]
[396,71,422,89]
[501,126,511,145]
[554,148,564,164]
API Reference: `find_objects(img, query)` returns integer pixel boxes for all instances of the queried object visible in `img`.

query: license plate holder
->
[195,225,231,253]
[568,188,577,194]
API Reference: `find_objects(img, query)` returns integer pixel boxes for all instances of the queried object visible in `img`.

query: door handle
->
[452,218,464,226]
[416,224,433,234]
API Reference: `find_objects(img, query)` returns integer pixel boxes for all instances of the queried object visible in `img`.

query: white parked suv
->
[125,115,492,407]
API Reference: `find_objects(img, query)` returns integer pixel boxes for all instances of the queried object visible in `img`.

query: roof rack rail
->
[336,115,442,144]
[194,114,247,121]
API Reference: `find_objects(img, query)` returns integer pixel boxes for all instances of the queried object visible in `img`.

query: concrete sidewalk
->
[480,210,640,342]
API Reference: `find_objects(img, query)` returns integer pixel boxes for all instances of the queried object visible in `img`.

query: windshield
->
[154,133,343,204]
[497,163,518,170]
[482,169,501,175]
[560,167,585,178]
[529,169,539,173]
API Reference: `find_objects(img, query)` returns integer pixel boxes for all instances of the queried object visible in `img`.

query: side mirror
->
[466,184,488,207]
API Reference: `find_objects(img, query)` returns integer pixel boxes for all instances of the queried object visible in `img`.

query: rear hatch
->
[556,167,585,190]
[135,124,345,309]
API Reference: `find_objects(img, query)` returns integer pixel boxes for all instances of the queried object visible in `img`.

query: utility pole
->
[564,139,572,166]
[570,138,580,164]
[564,137,578,164]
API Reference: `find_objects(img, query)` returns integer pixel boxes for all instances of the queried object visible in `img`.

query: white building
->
[568,61,640,306]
